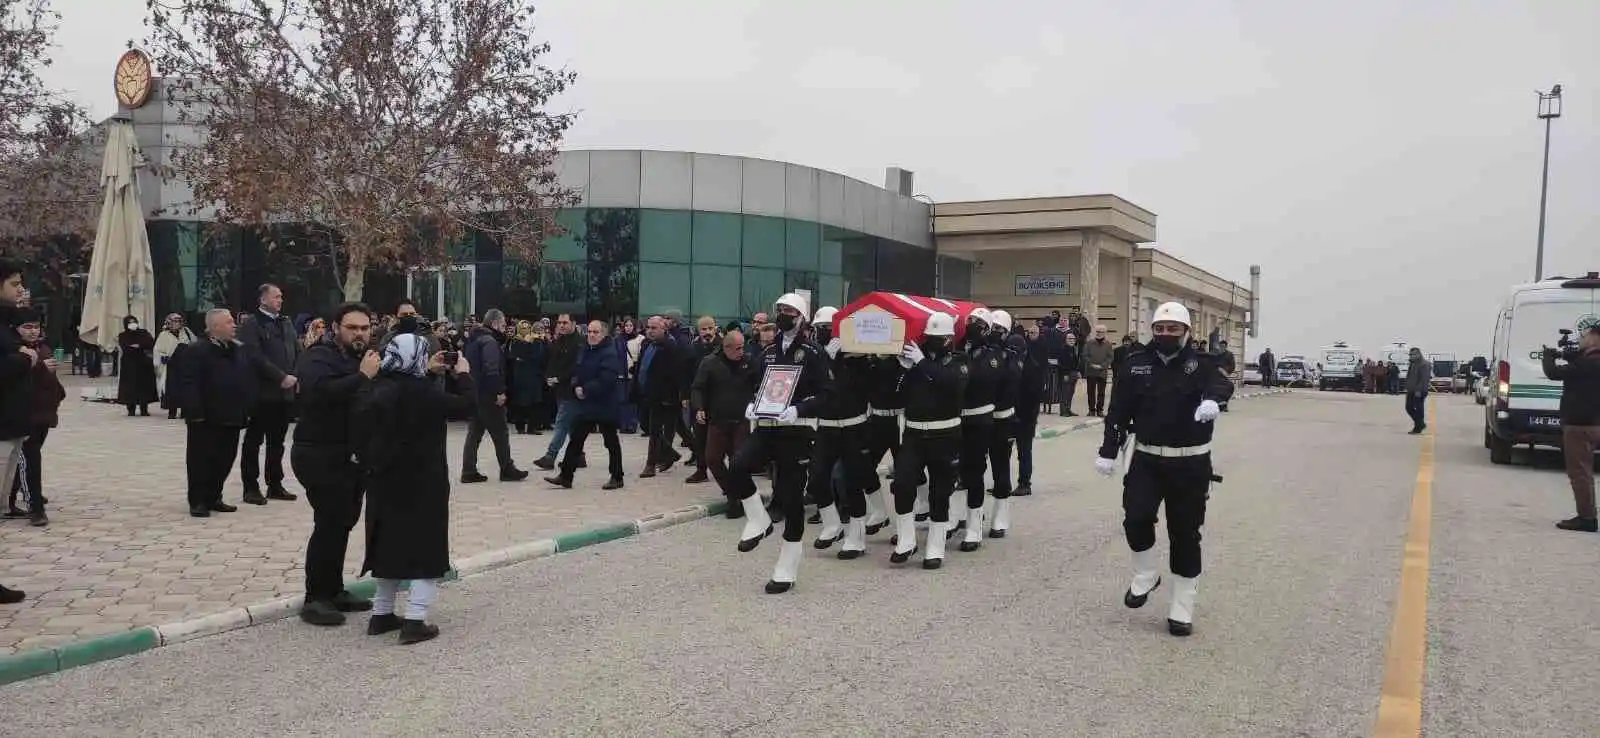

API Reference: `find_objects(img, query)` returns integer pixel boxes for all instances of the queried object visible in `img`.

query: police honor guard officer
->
[978,310,1024,544]
[726,293,834,593]
[1094,301,1232,636]
[889,312,968,569]
[806,307,876,559]
[861,352,905,534]
[954,308,1001,548]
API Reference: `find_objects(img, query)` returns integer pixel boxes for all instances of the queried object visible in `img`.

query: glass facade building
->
[113,149,972,332]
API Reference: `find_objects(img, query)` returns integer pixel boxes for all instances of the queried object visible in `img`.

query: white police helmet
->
[924,311,956,337]
[990,310,1013,331]
[812,306,837,326]
[1151,301,1192,330]
[968,307,992,327]
[774,292,809,321]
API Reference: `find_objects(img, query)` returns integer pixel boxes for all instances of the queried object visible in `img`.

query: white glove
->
[744,403,758,422]
[1195,399,1220,423]
[824,337,842,359]
[1094,457,1116,477]
[901,342,925,366]
[777,406,799,423]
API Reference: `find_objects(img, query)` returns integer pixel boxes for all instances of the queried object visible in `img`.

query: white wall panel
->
[553,151,589,207]
[872,187,895,241]
[783,164,819,222]
[817,172,846,229]
[639,150,694,210]
[842,178,870,233]
[586,149,641,208]
[740,158,786,217]
[690,153,742,213]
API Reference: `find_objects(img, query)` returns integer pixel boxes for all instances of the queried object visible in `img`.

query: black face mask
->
[920,337,947,355]
[1151,335,1183,354]
[988,331,1005,345]
[815,326,832,343]
[775,314,797,332]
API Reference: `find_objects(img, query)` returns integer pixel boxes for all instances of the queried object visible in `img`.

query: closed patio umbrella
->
[78,119,154,352]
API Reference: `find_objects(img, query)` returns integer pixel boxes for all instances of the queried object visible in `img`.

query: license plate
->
[1528,416,1562,428]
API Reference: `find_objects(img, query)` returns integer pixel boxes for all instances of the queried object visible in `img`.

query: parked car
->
[1243,362,1263,386]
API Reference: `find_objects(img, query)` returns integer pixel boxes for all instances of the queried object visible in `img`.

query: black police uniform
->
[986,330,1024,499]
[958,329,1001,512]
[727,332,833,544]
[808,342,873,545]
[864,356,905,484]
[1099,344,1233,579]
[890,344,968,561]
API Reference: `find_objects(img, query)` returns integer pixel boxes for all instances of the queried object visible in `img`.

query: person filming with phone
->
[1541,323,1600,533]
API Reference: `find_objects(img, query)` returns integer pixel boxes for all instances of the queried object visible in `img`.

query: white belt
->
[961,404,995,417]
[869,408,903,417]
[992,408,1015,419]
[816,412,868,428]
[1134,442,1210,458]
[756,418,817,430]
[905,417,961,431]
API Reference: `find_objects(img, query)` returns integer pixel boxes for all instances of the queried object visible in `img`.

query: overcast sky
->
[42,0,1599,358]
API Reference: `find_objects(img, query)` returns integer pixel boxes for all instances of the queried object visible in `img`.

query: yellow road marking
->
[1372,397,1434,737]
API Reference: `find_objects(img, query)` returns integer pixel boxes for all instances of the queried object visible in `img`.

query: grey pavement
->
[4,390,1594,737]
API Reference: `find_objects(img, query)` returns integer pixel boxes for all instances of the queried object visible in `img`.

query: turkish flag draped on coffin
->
[833,291,986,354]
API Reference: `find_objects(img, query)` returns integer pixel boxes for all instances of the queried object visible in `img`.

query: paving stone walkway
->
[0,376,1098,656]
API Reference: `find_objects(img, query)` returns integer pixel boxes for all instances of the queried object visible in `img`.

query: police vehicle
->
[1484,272,1600,464]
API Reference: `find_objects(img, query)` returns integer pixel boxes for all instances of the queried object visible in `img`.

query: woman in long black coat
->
[116,315,159,416]
[507,321,547,433]
[353,333,477,645]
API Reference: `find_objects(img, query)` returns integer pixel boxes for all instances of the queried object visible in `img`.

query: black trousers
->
[1014,414,1038,486]
[959,418,994,509]
[1122,452,1212,578]
[728,428,814,542]
[187,422,242,508]
[241,401,290,491]
[646,403,681,467]
[691,420,708,474]
[1057,373,1078,414]
[891,428,960,523]
[291,444,364,601]
[1405,392,1427,428]
[1086,376,1108,413]
[987,417,1015,497]
[562,419,625,479]
[8,426,47,511]
[863,413,901,492]
[463,397,516,474]
[809,424,872,519]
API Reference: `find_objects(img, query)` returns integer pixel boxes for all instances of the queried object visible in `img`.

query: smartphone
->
[443,350,459,366]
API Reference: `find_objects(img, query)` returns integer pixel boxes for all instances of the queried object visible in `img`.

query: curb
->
[0,497,731,687]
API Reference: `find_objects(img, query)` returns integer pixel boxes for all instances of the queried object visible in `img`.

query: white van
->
[1484,272,1600,464]
[1318,343,1364,391]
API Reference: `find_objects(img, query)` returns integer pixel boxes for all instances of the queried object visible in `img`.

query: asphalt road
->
[2,391,1594,738]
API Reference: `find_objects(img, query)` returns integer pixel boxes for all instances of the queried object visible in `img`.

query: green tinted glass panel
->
[820,236,842,275]
[691,212,741,265]
[785,270,819,298]
[740,267,784,316]
[691,264,740,319]
[540,261,587,317]
[741,215,785,268]
[818,274,844,309]
[784,220,820,271]
[639,262,692,316]
[542,208,587,262]
[639,209,691,263]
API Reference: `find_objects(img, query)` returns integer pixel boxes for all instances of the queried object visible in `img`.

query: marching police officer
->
[806,306,875,559]
[889,312,968,569]
[1094,301,1232,636]
[954,308,1000,546]
[725,293,833,594]
[975,309,1024,545]
[861,352,905,535]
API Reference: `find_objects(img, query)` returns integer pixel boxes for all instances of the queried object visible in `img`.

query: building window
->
[818,273,844,309]
[542,208,587,262]
[585,208,640,265]
[741,215,785,269]
[785,270,819,303]
[820,236,843,275]
[637,208,689,263]
[638,262,691,317]
[739,266,784,317]
[589,261,638,324]
[784,219,820,272]
[691,264,740,320]
[540,261,588,319]
[938,256,972,299]
[874,238,934,295]
[841,235,876,297]
[502,261,540,317]
[691,211,740,265]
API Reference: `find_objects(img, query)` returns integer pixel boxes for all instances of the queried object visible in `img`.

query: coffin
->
[834,292,985,355]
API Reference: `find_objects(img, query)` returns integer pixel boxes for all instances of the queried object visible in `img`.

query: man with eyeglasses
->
[291,303,383,626]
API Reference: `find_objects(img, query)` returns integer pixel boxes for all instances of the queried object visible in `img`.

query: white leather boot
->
[989,498,1012,539]
[1167,575,1198,636]
[837,518,867,560]
[737,495,773,553]
[765,541,804,594]
[1123,548,1162,608]
[958,506,985,551]
[813,504,843,549]
[924,521,949,569]
[863,490,890,533]
[890,513,918,563]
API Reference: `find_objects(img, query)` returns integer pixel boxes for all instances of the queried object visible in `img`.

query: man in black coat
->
[0,260,37,603]
[237,283,301,504]
[292,303,382,625]
[533,314,582,469]
[176,309,293,518]
[461,309,528,483]
[638,315,688,477]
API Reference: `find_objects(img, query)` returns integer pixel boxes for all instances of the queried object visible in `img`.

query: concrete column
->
[1079,232,1101,321]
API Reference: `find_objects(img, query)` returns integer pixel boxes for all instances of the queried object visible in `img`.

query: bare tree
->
[0,0,101,256]
[144,0,578,300]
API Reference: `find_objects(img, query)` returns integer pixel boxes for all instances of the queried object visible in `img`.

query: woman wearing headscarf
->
[301,317,326,350]
[116,315,159,416]
[353,333,476,644]
[507,320,546,434]
[154,313,196,418]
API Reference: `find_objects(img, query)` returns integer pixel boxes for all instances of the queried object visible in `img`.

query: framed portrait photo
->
[755,365,802,417]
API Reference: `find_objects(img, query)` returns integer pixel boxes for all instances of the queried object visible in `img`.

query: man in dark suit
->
[176,309,293,518]
[237,283,300,504]
[638,315,688,478]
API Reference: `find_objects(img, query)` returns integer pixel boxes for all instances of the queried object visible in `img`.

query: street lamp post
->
[1534,84,1562,282]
